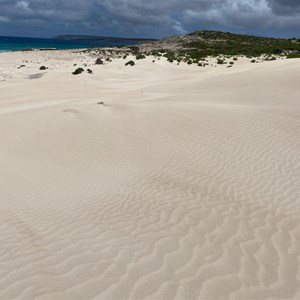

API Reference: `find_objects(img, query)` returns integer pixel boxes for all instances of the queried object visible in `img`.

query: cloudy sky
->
[0,0,299,38]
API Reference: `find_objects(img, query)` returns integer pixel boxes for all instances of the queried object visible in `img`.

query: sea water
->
[0,36,136,52]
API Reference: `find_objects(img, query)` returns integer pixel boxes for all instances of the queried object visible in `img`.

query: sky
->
[0,0,299,39]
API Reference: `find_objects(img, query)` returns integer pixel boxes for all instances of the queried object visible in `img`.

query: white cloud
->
[15,1,30,12]
[0,16,9,23]
[173,21,187,34]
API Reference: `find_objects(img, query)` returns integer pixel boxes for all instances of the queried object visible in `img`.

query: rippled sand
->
[0,51,300,299]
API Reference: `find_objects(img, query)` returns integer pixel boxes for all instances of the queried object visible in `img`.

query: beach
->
[0,50,300,299]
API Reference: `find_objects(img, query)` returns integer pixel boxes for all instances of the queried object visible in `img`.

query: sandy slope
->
[0,51,300,300]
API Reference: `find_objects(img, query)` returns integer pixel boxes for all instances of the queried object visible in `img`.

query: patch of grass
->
[287,53,300,59]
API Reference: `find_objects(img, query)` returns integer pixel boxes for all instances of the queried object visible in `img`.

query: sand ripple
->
[0,52,299,299]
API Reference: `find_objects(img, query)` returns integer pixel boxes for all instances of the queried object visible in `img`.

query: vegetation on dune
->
[128,46,140,56]
[136,30,300,66]
[95,58,104,65]
[125,60,135,66]
[183,31,300,57]
[287,53,300,59]
[72,68,84,75]
[81,30,300,67]
[135,53,146,60]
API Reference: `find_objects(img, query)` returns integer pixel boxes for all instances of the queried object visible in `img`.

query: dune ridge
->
[0,51,300,299]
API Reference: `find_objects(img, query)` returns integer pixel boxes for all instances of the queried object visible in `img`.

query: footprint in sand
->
[63,109,79,114]
[28,73,44,79]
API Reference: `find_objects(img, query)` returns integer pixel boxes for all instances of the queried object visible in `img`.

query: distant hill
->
[139,30,300,58]
[54,35,157,44]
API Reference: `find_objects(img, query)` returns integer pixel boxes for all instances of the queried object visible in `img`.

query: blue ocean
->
[0,36,136,52]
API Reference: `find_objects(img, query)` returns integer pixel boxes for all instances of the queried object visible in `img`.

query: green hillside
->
[185,31,300,57]
[137,30,300,61]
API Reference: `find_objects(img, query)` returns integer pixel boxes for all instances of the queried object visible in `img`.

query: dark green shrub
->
[95,58,103,65]
[136,54,146,60]
[39,66,47,70]
[87,69,93,74]
[125,60,135,66]
[151,51,162,57]
[251,59,256,63]
[217,59,225,64]
[273,48,283,55]
[128,46,140,55]
[72,68,84,75]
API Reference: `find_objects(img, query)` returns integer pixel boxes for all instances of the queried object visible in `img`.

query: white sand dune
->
[0,51,300,299]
